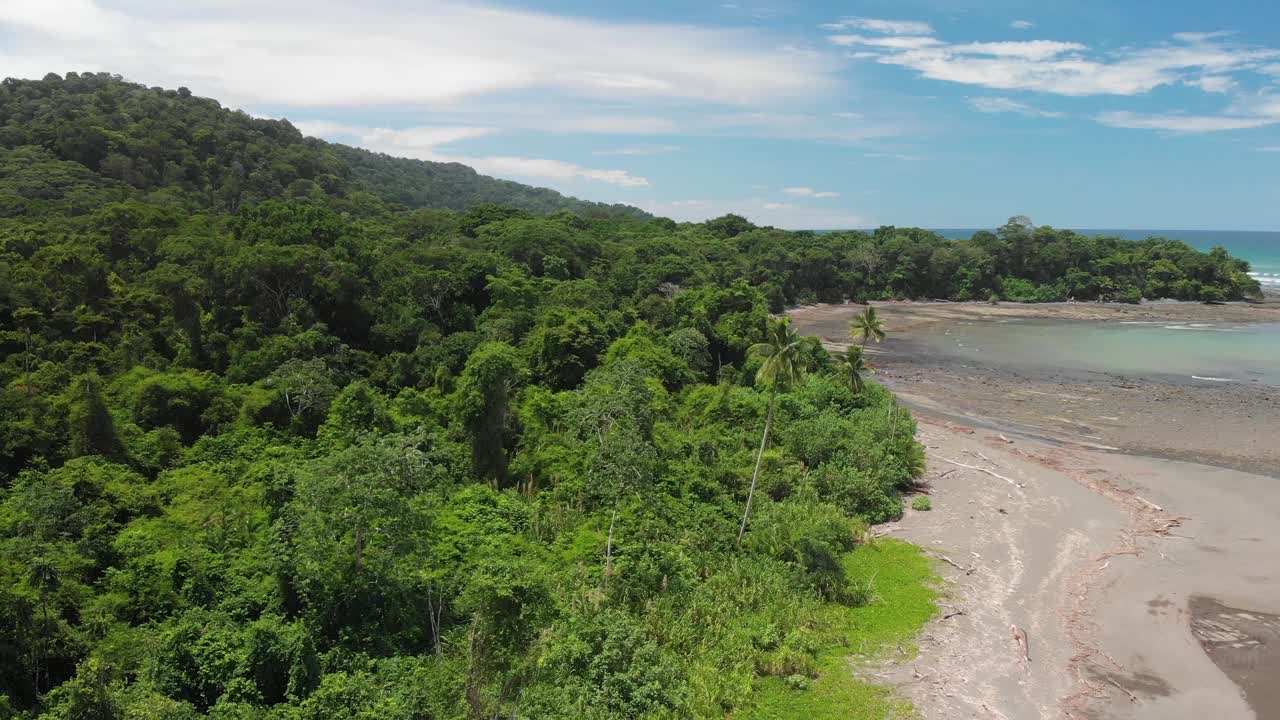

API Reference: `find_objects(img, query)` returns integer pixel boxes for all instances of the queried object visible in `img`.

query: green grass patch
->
[737,539,939,720]
[911,495,932,512]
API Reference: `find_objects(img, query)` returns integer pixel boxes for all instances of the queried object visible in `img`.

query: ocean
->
[932,228,1280,290]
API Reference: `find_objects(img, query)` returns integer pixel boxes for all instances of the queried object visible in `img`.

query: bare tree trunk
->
[604,508,617,588]
[427,586,443,655]
[465,621,486,720]
[738,384,777,547]
[353,527,364,574]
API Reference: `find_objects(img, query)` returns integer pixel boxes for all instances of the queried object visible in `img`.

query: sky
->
[3,0,1280,230]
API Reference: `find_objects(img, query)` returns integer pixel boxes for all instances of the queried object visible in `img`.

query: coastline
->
[791,299,1280,477]
[790,300,1280,719]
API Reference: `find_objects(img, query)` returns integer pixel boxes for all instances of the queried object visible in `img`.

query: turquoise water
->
[927,318,1280,386]
[933,229,1280,290]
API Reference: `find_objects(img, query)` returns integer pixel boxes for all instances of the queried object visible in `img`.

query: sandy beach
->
[791,300,1280,719]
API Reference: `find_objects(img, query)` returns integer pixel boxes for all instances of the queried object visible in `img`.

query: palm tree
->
[738,317,805,547]
[834,346,868,394]
[27,556,60,690]
[849,306,886,348]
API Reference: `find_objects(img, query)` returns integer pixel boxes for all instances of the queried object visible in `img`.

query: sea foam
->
[1248,271,1280,288]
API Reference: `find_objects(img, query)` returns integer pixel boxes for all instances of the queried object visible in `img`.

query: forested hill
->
[0,72,649,219]
[330,144,649,217]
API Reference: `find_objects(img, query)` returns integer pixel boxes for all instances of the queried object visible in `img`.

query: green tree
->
[833,346,868,394]
[452,343,522,483]
[849,306,886,348]
[26,556,61,692]
[292,434,431,611]
[318,380,393,445]
[67,374,122,459]
[738,317,806,547]
[269,358,337,432]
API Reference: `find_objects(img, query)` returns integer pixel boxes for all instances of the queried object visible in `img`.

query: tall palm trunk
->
[738,383,777,547]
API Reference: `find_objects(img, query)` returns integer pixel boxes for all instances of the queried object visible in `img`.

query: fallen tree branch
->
[1135,496,1163,512]
[1011,625,1030,663]
[943,609,966,619]
[1107,677,1140,703]
[930,552,976,575]
[937,457,1020,486]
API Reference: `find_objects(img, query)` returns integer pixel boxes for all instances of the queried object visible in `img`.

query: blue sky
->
[4,0,1280,229]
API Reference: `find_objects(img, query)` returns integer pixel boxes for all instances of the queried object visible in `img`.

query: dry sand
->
[791,301,1280,719]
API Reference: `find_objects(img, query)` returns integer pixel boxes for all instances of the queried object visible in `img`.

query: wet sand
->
[792,300,1280,719]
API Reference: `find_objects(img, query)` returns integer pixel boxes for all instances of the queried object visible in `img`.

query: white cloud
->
[1185,75,1237,93]
[290,120,365,138]
[1,0,835,109]
[1096,111,1278,132]
[829,34,941,50]
[359,126,500,149]
[642,197,870,229]
[948,41,1088,61]
[592,145,681,156]
[1011,20,1035,31]
[820,17,934,35]
[1228,92,1280,119]
[472,157,649,187]
[1092,91,1280,134]
[0,0,127,39]
[864,152,922,160]
[968,97,1063,117]
[1171,31,1235,43]
[782,186,840,198]
[299,121,649,187]
[828,25,1280,97]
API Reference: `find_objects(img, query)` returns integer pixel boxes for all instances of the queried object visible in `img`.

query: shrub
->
[911,495,932,511]
[784,674,810,690]
[745,497,867,602]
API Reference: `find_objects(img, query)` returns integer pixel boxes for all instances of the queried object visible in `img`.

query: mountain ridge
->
[0,71,650,219]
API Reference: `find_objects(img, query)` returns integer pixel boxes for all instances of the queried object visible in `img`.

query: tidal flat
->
[792,299,1280,719]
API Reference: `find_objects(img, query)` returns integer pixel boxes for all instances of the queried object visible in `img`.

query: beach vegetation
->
[849,307,887,347]
[911,496,932,511]
[740,317,807,546]
[833,346,869,394]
